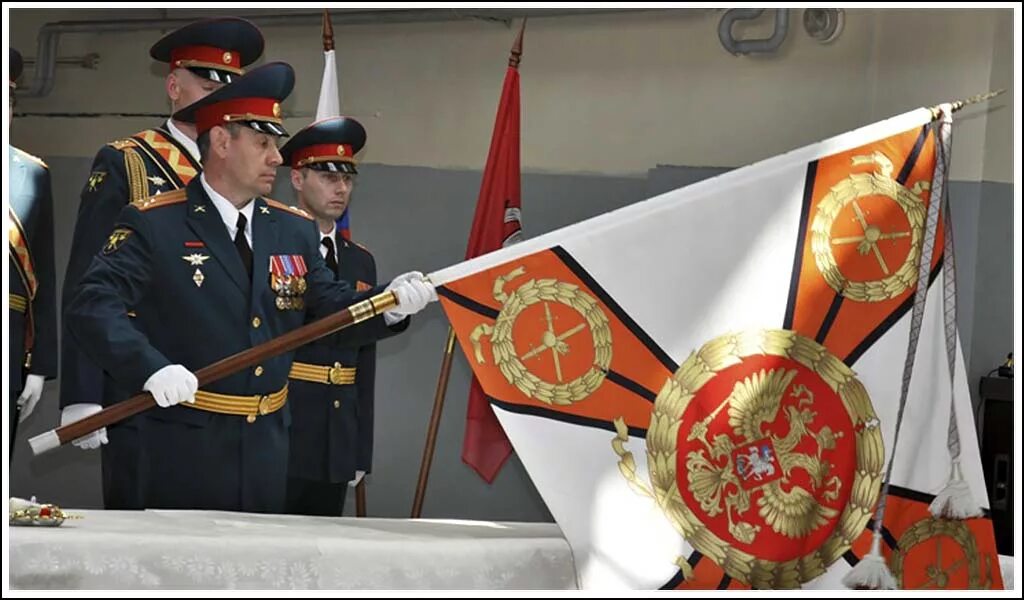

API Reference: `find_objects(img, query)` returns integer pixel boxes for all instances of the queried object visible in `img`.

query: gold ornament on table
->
[9,497,81,527]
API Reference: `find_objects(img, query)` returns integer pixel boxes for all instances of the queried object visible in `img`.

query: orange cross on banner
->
[440,248,673,435]
[784,125,943,363]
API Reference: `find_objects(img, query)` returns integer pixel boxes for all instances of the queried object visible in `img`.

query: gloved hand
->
[383,271,437,324]
[144,364,198,408]
[17,374,45,423]
[348,470,366,487]
[60,404,108,450]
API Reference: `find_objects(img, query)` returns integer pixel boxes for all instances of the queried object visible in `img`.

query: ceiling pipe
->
[717,8,790,56]
[17,9,660,98]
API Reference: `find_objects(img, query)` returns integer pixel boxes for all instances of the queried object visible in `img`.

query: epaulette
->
[13,147,48,169]
[264,198,314,221]
[107,138,138,151]
[134,188,188,212]
[353,240,371,254]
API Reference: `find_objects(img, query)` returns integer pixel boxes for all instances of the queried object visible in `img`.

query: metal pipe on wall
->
[16,9,658,98]
[717,8,790,56]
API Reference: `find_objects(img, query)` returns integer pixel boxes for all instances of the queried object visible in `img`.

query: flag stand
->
[411,327,458,518]
[410,20,526,517]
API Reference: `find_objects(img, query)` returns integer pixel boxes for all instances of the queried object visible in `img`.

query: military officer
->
[279,117,391,515]
[58,17,264,509]
[65,62,436,513]
[8,48,58,453]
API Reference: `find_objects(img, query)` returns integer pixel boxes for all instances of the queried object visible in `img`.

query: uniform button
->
[246,414,256,424]
[254,366,264,376]
[333,400,341,409]
[252,316,261,328]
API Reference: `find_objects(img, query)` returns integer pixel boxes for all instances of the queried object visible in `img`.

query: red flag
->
[461,23,525,483]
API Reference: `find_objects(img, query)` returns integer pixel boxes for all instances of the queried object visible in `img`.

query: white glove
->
[60,403,109,450]
[348,470,366,487]
[384,271,437,324]
[17,374,45,423]
[144,364,198,408]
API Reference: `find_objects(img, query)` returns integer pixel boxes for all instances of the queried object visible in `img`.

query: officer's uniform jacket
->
[66,178,393,511]
[8,146,57,415]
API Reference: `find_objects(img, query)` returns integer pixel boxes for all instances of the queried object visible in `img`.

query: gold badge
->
[181,253,211,267]
[223,51,232,64]
[103,228,133,254]
[337,144,347,156]
[272,102,281,118]
[87,171,107,192]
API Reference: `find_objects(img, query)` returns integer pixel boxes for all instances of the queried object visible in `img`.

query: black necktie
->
[234,212,253,280]
[322,236,338,274]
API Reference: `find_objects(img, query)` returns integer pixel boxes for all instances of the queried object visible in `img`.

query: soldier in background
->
[8,48,58,455]
[279,117,392,515]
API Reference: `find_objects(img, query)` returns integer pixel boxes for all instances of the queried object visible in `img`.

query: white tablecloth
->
[10,510,578,590]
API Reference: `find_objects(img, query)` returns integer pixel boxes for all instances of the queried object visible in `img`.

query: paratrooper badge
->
[614,328,885,588]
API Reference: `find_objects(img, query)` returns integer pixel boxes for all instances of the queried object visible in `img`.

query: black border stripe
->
[437,285,500,319]
[783,160,819,330]
[717,575,733,590]
[887,484,938,505]
[843,549,860,566]
[815,292,845,343]
[843,258,943,366]
[864,518,908,550]
[550,245,678,373]
[659,570,686,590]
[605,369,657,403]
[687,549,704,568]
[896,125,931,185]
[658,550,703,590]
[489,396,648,438]
[881,524,898,550]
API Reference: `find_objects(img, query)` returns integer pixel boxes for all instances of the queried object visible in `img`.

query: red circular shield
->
[677,354,857,561]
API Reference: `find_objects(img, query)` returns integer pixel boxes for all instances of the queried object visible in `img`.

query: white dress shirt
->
[201,174,254,246]
[165,119,201,164]
[319,223,337,259]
